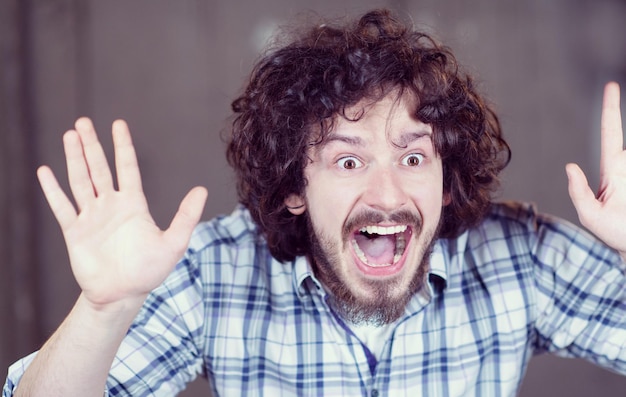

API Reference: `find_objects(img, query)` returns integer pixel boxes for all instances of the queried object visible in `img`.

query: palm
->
[64,191,172,305]
[567,82,626,256]
[38,118,207,308]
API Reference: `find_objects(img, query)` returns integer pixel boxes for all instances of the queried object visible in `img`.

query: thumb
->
[566,163,600,228]
[164,186,208,249]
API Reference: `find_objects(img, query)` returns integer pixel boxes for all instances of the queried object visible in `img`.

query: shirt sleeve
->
[2,253,207,397]
[105,253,208,396]
[3,352,36,396]
[531,211,626,373]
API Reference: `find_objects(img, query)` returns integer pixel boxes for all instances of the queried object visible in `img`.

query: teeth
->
[359,225,407,235]
[352,227,407,267]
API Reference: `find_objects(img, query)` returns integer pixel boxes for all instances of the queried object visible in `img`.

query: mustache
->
[342,209,423,240]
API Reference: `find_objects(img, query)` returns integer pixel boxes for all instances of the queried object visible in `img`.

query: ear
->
[443,192,452,206]
[285,194,306,215]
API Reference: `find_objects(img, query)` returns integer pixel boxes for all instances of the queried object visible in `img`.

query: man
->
[4,8,626,396]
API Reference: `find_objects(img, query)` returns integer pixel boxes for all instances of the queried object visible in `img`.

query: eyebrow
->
[323,134,364,146]
[391,131,432,147]
[322,129,432,148]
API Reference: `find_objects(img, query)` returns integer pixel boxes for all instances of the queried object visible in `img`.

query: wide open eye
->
[337,156,363,170]
[401,153,424,167]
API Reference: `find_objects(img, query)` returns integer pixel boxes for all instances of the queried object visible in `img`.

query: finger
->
[64,129,97,210]
[112,120,143,193]
[37,165,78,230]
[74,117,114,195]
[164,186,208,250]
[566,163,600,228]
[600,82,623,175]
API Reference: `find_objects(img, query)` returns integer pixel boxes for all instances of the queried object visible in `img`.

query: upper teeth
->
[359,225,407,235]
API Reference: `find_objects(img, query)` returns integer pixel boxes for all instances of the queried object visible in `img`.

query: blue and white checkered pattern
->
[4,202,626,396]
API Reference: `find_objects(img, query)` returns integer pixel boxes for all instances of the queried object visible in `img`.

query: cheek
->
[305,173,356,211]
[308,198,349,232]
[305,187,341,225]
[407,184,446,229]
[408,175,445,205]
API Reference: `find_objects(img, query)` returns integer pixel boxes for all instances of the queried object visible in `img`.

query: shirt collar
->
[427,239,448,296]
[293,255,323,298]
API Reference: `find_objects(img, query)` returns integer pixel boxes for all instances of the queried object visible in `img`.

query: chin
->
[306,209,439,326]
[314,245,432,326]
[330,272,425,326]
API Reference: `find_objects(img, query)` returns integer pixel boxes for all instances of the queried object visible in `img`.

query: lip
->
[349,226,412,277]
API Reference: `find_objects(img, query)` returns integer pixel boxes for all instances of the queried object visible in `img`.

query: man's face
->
[286,93,448,325]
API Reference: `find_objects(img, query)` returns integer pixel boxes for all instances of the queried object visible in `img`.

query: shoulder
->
[175,206,288,288]
[188,205,261,253]
[447,201,581,273]
[160,205,271,291]
[462,201,541,249]
[483,201,542,229]
[458,201,619,270]
[473,201,582,242]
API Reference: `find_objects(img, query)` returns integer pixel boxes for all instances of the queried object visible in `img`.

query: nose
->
[362,165,408,212]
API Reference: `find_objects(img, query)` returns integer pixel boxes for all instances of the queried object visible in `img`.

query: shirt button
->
[371,389,379,397]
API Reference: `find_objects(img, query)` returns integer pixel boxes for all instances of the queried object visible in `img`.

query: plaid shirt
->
[4,202,626,396]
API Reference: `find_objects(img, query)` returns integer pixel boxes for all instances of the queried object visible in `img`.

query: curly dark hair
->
[226,8,511,262]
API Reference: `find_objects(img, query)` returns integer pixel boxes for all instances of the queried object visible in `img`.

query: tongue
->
[354,234,396,265]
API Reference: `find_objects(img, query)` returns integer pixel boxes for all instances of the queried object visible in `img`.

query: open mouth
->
[351,225,411,268]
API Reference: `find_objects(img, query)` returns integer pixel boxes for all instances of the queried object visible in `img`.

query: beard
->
[306,208,439,326]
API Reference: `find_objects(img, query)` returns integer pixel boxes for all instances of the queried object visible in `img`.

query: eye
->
[337,156,363,170]
[401,153,424,167]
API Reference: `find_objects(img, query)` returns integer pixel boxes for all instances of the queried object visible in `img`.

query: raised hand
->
[566,82,626,258]
[37,118,208,310]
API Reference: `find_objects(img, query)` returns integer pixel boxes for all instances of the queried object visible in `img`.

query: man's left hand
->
[567,82,626,260]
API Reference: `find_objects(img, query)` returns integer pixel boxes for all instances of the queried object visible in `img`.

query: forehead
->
[316,92,432,148]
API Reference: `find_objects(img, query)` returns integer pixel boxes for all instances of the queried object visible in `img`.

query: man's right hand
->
[13,118,207,396]
[37,117,208,311]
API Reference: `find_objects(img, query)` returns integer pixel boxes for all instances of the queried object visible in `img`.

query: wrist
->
[74,293,146,329]
[12,293,146,397]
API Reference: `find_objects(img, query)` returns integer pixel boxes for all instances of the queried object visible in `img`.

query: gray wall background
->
[1,0,626,396]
